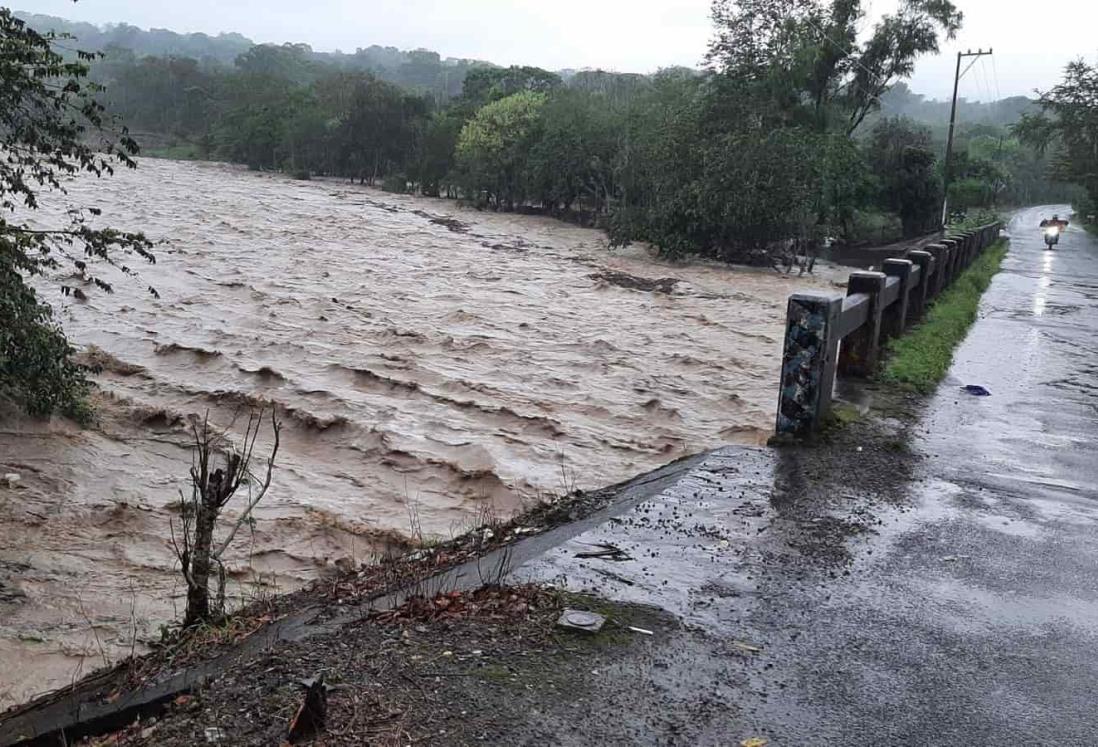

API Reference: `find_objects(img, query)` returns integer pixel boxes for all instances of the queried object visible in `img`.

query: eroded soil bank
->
[0,159,839,705]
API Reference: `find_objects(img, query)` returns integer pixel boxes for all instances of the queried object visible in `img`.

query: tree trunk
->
[184,504,217,627]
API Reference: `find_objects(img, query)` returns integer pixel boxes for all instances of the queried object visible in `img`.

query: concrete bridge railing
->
[775,222,1003,437]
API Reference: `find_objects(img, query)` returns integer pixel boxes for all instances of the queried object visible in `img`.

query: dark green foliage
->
[1,10,155,418]
[526,89,621,215]
[459,66,562,109]
[413,112,464,197]
[1015,60,1098,217]
[866,118,943,237]
[707,0,962,135]
[0,271,88,419]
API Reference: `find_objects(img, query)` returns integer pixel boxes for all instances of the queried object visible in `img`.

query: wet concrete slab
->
[509,207,1098,744]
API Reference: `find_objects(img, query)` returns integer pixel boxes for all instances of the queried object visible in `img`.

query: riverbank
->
[2,383,923,745]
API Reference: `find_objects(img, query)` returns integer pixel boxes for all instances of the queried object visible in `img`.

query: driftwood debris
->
[589,271,679,294]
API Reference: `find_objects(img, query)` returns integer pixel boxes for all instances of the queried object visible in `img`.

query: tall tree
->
[708,0,962,134]
[1015,60,1098,215]
[454,90,546,209]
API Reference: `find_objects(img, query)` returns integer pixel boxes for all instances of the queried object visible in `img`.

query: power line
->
[942,48,993,226]
[983,57,1001,104]
[990,53,1003,102]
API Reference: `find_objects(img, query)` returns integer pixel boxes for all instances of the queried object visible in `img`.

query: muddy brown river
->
[0,159,840,706]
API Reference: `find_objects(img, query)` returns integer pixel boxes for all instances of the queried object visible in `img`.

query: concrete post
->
[949,238,965,283]
[906,250,934,322]
[882,258,915,339]
[963,231,977,266]
[838,271,887,378]
[953,233,970,268]
[926,243,951,295]
[776,293,844,437]
[942,238,960,284]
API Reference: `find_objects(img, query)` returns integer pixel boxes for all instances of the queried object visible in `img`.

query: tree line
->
[59,0,1070,263]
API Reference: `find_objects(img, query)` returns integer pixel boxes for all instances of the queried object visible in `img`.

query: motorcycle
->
[1044,225,1061,250]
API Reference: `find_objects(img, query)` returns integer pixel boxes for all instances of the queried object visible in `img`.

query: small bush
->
[947,208,1002,231]
[848,209,903,244]
[381,173,412,194]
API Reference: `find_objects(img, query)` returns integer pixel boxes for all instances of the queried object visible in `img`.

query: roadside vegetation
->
[881,238,1009,392]
[1016,59,1098,230]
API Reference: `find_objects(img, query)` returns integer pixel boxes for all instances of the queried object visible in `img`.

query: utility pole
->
[941,48,993,228]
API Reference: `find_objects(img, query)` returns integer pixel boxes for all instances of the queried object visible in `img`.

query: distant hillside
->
[15,11,1037,122]
[14,11,253,64]
[878,82,1037,129]
[14,11,493,100]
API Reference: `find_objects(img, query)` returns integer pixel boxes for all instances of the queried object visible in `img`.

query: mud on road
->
[0,159,841,706]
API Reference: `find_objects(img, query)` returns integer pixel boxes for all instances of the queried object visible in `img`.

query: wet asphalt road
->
[515,207,1098,745]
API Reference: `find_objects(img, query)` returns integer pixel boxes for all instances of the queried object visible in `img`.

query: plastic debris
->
[962,385,991,396]
[628,626,654,636]
[575,542,632,561]
[204,727,225,743]
[2,473,20,489]
[741,738,768,747]
[557,609,606,633]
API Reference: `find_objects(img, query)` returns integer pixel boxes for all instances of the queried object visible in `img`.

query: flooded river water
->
[0,159,840,705]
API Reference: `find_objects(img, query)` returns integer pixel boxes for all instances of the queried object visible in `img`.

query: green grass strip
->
[880,239,1009,393]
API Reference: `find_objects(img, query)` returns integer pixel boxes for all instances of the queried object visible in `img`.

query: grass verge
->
[880,238,1009,393]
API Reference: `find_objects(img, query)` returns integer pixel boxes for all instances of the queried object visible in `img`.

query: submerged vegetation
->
[881,239,1009,392]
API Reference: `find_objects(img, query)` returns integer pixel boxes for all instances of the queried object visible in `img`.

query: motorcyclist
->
[1040,214,1068,249]
[1040,214,1070,231]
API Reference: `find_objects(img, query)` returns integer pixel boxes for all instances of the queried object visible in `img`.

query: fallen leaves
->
[371,585,551,626]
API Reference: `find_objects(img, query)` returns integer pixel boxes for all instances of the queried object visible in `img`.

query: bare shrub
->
[170,409,281,627]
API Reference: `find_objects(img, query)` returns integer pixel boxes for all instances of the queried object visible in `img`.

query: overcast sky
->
[19,0,1098,101]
